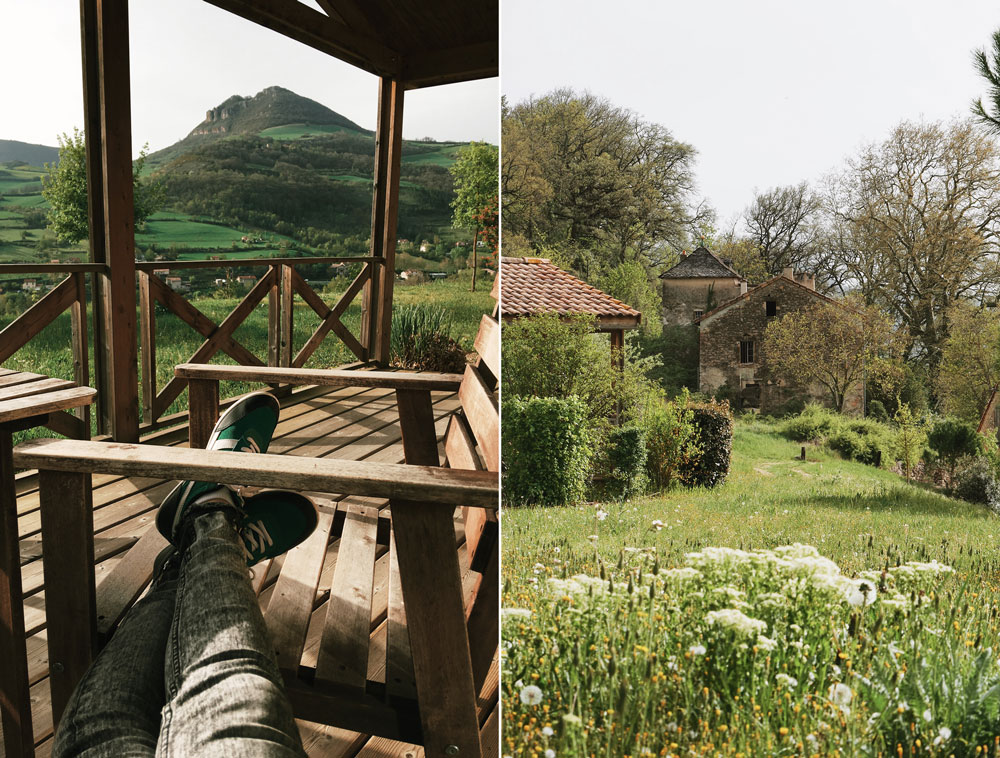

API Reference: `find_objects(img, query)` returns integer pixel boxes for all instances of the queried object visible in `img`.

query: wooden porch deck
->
[3,382,499,757]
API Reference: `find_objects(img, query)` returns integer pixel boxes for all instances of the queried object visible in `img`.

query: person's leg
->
[157,495,307,757]
[52,551,180,758]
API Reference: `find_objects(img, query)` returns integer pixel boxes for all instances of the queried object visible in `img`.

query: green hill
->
[0,140,58,166]
[149,87,461,241]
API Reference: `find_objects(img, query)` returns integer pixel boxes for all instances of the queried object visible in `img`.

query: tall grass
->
[503,421,1000,757]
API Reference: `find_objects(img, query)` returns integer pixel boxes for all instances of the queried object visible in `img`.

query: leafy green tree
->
[927,418,979,485]
[502,89,698,277]
[934,301,1000,422]
[42,128,164,244]
[597,261,662,337]
[763,296,904,412]
[449,141,498,291]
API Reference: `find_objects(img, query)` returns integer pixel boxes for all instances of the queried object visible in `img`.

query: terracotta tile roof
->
[660,246,744,280]
[500,257,641,328]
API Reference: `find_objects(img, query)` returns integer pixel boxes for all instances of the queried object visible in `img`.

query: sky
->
[502,0,1000,226]
[1,0,499,153]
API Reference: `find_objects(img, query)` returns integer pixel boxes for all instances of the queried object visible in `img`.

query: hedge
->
[604,423,648,501]
[502,395,592,506]
[686,400,734,488]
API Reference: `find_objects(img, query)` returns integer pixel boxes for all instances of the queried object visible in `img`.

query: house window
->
[693,309,704,320]
[740,340,755,364]
[766,300,777,317]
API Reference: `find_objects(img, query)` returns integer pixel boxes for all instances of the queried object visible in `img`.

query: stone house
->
[696,272,863,414]
[659,246,747,326]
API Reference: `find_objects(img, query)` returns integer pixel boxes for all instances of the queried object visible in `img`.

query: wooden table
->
[0,370,96,758]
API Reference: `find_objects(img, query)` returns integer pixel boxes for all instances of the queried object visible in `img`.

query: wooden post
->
[188,379,220,449]
[374,80,404,366]
[80,0,108,436]
[280,264,294,367]
[138,271,155,424]
[70,271,91,432]
[361,79,392,362]
[38,469,97,728]
[0,430,34,758]
[393,389,483,757]
[88,0,140,442]
[268,263,281,367]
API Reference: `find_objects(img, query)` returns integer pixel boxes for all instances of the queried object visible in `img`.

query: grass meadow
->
[1,272,491,440]
[503,418,1000,758]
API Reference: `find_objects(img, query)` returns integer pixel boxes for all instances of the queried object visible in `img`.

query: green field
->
[401,142,465,166]
[0,165,45,193]
[138,215,251,248]
[503,418,1000,757]
[259,123,356,140]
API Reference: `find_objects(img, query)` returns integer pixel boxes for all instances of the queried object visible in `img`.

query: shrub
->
[894,402,928,479]
[686,399,734,488]
[867,399,889,422]
[927,418,980,483]
[779,404,839,442]
[953,456,1000,512]
[602,424,648,501]
[502,396,592,506]
[390,304,467,372]
[644,398,700,491]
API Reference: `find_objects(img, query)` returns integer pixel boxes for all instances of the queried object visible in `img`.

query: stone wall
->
[698,277,863,414]
[661,277,745,326]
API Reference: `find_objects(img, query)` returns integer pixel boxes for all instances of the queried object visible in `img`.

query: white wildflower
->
[651,519,665,531]
[846,580,877,607]
[776,673,798,689]
[544,750,556,758]
[828,682,853,713]
[688,644,707,656]
[587,534,599,542]
[520,685,543,705]
[502,608,532,619]
[542,726,554,737]
[933,726,952,746]
[922,709,932,723]
[596,509,608,521]
[705,608,767,636]
[756,635,778,652]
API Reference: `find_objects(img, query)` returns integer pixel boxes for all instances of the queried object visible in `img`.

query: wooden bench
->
[12,291,499,757]
[0,376,95,758]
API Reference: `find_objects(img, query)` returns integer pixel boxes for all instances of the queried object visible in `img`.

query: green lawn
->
[503,418,1000,757]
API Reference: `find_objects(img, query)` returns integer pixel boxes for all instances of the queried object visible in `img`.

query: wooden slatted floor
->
[2,383,499,758]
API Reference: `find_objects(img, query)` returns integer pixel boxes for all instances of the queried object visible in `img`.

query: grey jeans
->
[53,511,307,757]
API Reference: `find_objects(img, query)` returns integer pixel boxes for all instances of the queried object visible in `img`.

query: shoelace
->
[215,435,262,453]
[241,519,274,559]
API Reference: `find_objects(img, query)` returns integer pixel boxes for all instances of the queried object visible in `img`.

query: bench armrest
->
[13,438,497,509]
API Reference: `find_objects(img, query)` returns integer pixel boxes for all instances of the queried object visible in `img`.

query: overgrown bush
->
[390,304,467,372]
[686,399,734,488]
[867,399,889,422]
[502,396,592,506]
[644,398,700,491]
[601,424,648,501]
[927,418,980,483]
[953,456,1000,512]
[779,404,839,441]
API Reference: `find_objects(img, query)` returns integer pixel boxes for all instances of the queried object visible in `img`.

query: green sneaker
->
[157,391,280,544]
[239,490,318,566]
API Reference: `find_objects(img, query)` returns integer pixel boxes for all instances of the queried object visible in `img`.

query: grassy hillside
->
[503,418,1000,757]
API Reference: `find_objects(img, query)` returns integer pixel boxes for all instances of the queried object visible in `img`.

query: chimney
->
[781,267,794,279]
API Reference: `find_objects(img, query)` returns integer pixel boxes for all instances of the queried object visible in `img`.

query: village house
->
[659,246,747,326]
[695,270,863,414]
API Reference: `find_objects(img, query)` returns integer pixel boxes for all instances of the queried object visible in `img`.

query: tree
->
[502,89,698,277]
[449,141,498,291]
[42,128,164,244]
[934,301,1000,422]
[597,261,662,337]
[763,297,904,412]
[743,183,823,278]
[973,28,1000,134]
[824,120,1000,368]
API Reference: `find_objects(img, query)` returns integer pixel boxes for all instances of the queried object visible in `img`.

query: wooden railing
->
[0,256,381,435]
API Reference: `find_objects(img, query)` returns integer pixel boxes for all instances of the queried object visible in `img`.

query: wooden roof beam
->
[313,0,378,39]
[402,41,499,89]
[202,0,399,78]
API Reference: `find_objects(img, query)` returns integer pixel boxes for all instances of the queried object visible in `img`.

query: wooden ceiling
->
[203,0,498,89]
